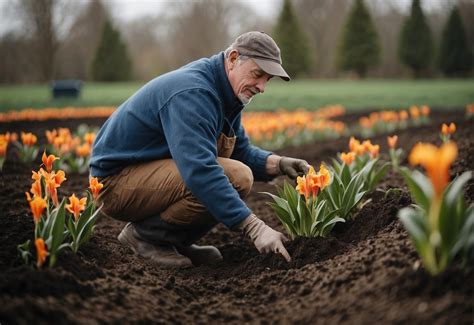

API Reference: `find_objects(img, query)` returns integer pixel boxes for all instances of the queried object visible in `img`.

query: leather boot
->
[176,244,223,266]
[118,222,192,268]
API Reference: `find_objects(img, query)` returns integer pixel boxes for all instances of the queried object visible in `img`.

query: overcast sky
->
[0,0,450,37]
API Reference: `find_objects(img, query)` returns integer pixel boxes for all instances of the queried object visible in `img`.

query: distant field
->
[0,79,472,112]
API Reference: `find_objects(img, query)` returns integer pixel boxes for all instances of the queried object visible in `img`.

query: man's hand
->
[279,156,310,180]
[237,214,291,262]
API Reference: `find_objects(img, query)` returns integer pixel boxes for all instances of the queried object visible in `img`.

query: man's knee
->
[221,159,254,197]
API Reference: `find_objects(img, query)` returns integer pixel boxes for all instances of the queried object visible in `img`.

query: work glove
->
[237,214,291,262]
[279,156,310,180]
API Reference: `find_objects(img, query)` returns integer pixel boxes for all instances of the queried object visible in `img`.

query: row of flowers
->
[265,123,472,276]
[19,151,103,268]
[0,125,96,174]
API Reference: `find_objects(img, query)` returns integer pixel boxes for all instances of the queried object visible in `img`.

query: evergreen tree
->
[438,6,472,76]
[273,0,311,78]
[92,20,131,81]
[337,0,380,78]
[398,0,433,78]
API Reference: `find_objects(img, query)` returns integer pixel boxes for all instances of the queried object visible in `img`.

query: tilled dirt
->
[0,109,473,324]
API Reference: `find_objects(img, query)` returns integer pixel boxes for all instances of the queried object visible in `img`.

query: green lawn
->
[0,79,472,112]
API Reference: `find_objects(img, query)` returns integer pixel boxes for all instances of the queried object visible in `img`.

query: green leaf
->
[398,207,429,253]
[369,162,390,192]
[49,199,66,257]
[401,168,432,212]
[445,171,472,207]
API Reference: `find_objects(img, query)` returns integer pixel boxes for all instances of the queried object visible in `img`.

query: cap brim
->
[252,58,291,81]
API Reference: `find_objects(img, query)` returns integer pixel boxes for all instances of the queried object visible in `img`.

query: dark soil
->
[1,109,473,324]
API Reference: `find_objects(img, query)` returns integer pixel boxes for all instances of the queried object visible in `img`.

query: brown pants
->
[98,133,253,234]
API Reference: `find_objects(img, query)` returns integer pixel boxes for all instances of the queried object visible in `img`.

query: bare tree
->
[55,0,108,79]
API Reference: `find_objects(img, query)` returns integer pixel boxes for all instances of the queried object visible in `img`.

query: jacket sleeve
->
[159,89,252,228]
[231,115,275,182]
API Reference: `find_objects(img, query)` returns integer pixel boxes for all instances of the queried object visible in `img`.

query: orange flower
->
[44,170,66,207]
[35,238,48,268]
[340,152,356,165]
[26,192,47,223]
[42,151,59,172]
[369,144,380,159]
[0,136,7,157]
[21,132,37,147]
[448,123,456,134]
[409,106,420,119]
[441,123,449,135]
[349,137,360,152]
[45,129,58,144]
[399,110,409,120]
[420,105,430,116]
[54,170,66,186]
[30,180,42,197]
[296,166,319,200]
[315,164,331,190]
[84,132,96,146]
[89,177,104,200]
[66,194,87,221]
[75,143,91,157]
[409,142,457,197]
[387,135,398,149]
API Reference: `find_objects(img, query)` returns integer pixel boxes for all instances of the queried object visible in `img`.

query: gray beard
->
[238,93,253,106]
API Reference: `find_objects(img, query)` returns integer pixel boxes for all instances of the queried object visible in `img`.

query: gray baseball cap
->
[232,31,290,81]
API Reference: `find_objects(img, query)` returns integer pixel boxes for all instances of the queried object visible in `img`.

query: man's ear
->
[228,50,239,69]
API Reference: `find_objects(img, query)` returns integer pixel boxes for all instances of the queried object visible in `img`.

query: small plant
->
[15,132,39,164]
[399,141,473,275]
[263,165,344,238]
[18,152,103,268]
[387,135,404,171]
[45,127,96,174]
[440,122,456,143]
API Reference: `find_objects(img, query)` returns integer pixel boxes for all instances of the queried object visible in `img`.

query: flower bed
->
[0,109,472,323]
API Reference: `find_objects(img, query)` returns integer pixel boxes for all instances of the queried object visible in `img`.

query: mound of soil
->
[0,109,473,324]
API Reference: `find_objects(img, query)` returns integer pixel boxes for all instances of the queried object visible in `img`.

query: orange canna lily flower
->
[66,193,87,221]
[42,151,59,172]
[448,123,456,134]
[30,180,42,197]
[75,143,91,157]
[26,192,47,223]
[420,105,430,116]
[349,137,360,152]
[35,238,48,268]
[84,132,96,146]
[369,144,380,159]
[54,170,66,186]
[21,132,37,147]
[387,135,398,149]
[45,129,58,144]
[89,177,104,200]
[409,142,458,197]
[441,123,449,135]
[296,166,319,200]
[0,137,7,156]
[315,164,331,190]
[340,152,356,166]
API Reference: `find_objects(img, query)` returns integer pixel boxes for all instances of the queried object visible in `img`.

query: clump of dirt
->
[0,109,472,324]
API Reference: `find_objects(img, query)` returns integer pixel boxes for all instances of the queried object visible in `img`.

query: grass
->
[0,79,472,112]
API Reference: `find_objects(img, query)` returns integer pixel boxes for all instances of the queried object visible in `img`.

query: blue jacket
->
[90,52,274,228]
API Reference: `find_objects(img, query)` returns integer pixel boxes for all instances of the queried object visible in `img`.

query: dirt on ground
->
[0,109,473,324]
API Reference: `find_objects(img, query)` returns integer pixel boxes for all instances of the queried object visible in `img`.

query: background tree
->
[273,0,312,78]
[56,0,107,80]
[438,5,472,76]
[17,0,57,81]
[337,0,380,78]
[398,0,434,78]
[91,20,131,81]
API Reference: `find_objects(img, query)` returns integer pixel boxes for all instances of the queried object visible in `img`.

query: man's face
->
[227,52,273,105]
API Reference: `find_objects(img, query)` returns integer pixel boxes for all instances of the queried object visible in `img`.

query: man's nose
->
[256,79,267,93]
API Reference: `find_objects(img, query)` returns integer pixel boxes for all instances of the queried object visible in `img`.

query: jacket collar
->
[211,52,244,116]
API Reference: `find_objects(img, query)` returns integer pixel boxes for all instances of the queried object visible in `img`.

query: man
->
[90,31,310,268]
